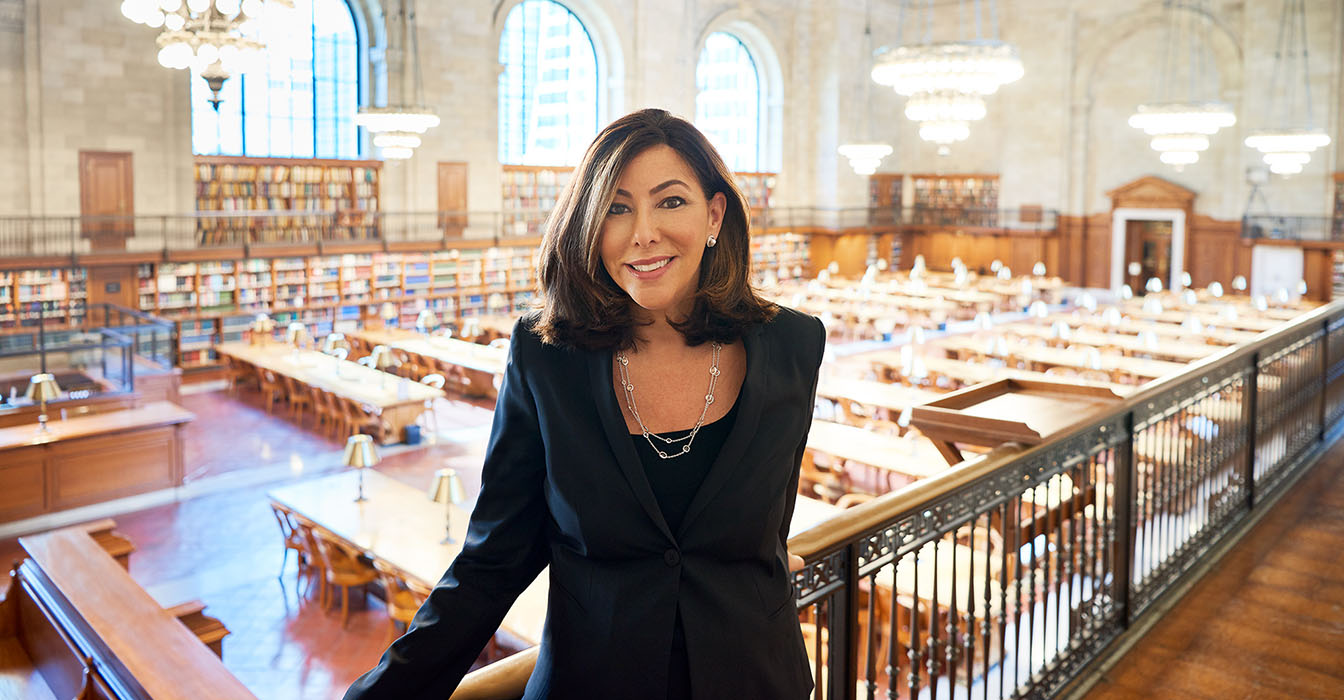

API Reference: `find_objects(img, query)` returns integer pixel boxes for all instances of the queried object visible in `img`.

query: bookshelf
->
[501,165,572,236]
[735,172,775,218]
[750,233,810,281]
[194,156,382,243]
[0,268,87,329]
[910,174,999,225]
[130,243,542,368]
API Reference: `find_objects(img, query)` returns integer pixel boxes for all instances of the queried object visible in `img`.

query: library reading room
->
[1,0,1343,698]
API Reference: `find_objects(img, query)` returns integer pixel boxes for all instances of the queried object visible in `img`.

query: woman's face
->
[598,144,726,321]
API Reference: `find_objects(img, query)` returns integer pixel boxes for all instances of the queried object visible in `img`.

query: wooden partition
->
[0,401,193,522]
[2,524,254,699]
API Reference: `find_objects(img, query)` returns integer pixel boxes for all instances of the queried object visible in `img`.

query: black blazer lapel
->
[676,322,769,539]
[588,348,676,543]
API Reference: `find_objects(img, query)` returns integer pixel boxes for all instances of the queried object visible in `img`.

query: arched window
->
[695,32,761,172]
[192,0,361,158]
[498,0,599,165]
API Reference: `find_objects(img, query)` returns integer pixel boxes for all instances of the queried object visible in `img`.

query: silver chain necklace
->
[616,341,722,459]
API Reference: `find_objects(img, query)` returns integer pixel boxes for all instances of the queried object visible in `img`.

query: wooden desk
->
[815,378,940,415]
[1049,313,1258,345]
[271,470,840,646]
[216,342,443,444]
[0,401,194,522]
[935,337,1187,381]
[18,526,256,699]
[349,328,507,399]
[1123,307,1283,333]
[806,420,948,478]
[1002,324,1215,363]
[861,352,1136,396]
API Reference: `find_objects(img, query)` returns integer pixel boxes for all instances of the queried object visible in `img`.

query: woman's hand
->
[788,552,805,572]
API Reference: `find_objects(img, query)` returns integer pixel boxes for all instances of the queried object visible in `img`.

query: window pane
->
[694,32,761,172]
[190,0,360,161]
[498,0,599,166]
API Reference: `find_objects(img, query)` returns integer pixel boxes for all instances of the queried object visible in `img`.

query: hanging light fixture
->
[839,3,893,175]
[1128,0,1236,169]
[121,0,293,110]
[354,0,440,160]
[1243,0,1331,175]
[871,0,1023,147]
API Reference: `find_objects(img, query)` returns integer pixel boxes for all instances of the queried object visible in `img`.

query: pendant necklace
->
[616,341,722,459]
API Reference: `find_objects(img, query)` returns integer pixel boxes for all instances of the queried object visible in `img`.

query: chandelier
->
[838,7,893,176]
[871,0,1024,148]
[120,0,292,110]
[1243,0,1331,175]
[354,0,439,160]
[1128,0,1235,169]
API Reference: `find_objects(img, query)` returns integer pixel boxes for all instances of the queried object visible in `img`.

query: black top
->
[631,399,740,535]
[631,400,739,700]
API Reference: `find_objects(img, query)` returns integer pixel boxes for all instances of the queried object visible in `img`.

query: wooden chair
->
[257,369,284,414]
[224,356,254,396]
[418,374,446,436]
[292,518,327,607]
[372,559,426,645]
[270,502,314,588]
[341,397,387,443]
[281,375,312,425]
[310,528,378,628]
[799,448,848,503]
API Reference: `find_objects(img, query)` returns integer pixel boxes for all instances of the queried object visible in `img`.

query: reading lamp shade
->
[26,373,61,403]
[343,434,379,469]
[428,468,466,505]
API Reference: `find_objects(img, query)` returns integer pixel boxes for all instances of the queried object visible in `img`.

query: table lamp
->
[322,333,349,354]
[250,314,274,345]
[380,302,398,328]
[26,373,61,434]
[1033,262,1047,277]
[428,468,466,543]
[343,434,379,503]
[415,309,438,334]
[370,345,398,387]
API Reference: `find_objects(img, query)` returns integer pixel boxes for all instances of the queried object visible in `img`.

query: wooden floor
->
[1084,437,1344,700]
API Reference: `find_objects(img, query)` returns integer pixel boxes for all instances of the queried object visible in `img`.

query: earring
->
[706,236,717,248]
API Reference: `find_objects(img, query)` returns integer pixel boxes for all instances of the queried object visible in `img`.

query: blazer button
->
[663,549,681,567]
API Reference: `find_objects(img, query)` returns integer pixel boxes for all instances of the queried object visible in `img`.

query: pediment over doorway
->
[1106,176,1196,211]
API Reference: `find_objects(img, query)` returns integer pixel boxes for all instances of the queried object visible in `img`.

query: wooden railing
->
[451,299,1344,700]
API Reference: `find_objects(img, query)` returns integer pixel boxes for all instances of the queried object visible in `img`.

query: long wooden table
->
[270,470,842,646]
[1003,324,1216,363]
[349,328,508,399]
[861,352,1137,396]
[1048,312,1259,345]
[0,401,194,523]
[806,419,948,478]
[935,337,1187,381]
[816,378,941,415]
[216,341,443,444]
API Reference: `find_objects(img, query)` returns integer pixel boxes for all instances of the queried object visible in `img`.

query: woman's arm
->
[344,326,550,700]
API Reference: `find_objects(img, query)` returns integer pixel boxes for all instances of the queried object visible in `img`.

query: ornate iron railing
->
[786,300,1343,700]
[1241,214,1339,242]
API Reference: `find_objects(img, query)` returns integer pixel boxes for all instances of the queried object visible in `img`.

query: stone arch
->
[692,11,786,173]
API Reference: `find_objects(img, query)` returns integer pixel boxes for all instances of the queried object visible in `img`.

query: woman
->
[345,109,824,699]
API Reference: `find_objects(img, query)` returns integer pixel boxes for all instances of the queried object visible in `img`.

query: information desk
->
[270,470,842,646]
[0,401,193,523]
[216,342,443,444]
[15,525,256,699]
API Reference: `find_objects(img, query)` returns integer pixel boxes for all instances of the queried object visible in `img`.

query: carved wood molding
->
[1106,176,1196,211]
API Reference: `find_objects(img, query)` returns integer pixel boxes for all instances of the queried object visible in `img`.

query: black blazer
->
[345,307,826,700]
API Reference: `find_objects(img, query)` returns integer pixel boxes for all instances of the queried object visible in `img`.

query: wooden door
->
[437,162,468,237]
[79,151,134,250]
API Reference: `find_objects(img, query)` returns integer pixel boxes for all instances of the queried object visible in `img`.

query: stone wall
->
[0,0,1339,222]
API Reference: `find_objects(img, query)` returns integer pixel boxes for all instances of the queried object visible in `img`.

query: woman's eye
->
[607,203,630,216]
[660,196,686,209]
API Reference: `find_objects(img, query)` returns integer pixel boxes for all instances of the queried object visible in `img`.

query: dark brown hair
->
[533,108,776,351]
